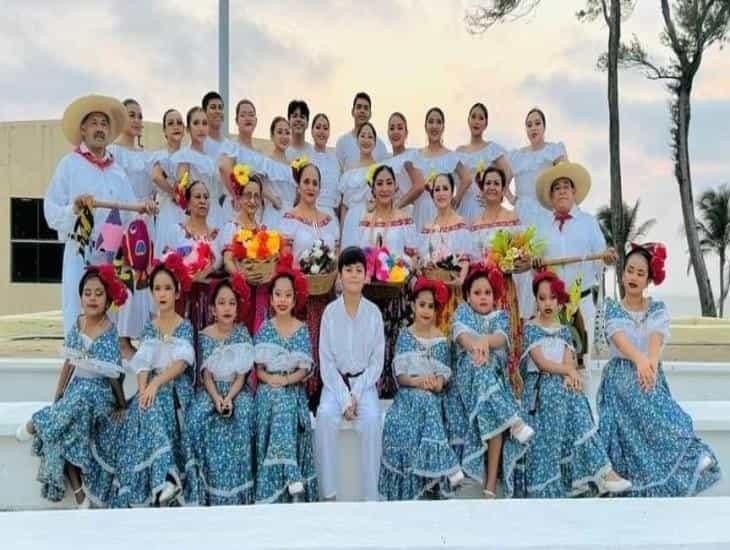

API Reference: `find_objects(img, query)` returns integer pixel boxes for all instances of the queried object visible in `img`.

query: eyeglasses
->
[241,192,261,201]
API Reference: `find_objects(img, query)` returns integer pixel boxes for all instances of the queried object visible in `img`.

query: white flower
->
[314,239,323,248]
[313,248,324,259]
[310,264,321,274]
[300,249,311,259]
[327,251,335,260]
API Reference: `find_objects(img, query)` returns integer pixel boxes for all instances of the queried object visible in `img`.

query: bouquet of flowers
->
[230,228,281,284]
[182,239,214,277]
[487,225,545,273]
[423,241,463,282]
[558,276,588,365]
[299,239,336,275]
[363,246,412,284]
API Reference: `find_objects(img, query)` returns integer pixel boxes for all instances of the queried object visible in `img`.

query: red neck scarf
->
[554,211,573,232]
[75,146,114,170]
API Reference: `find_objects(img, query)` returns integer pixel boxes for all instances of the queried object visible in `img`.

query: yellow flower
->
[388,265,407,283]
[236,228,253,243]
[475,159,486,176]
[246,239,260,259]
[178,171,190,192]
[365,163,378,185]
[232,164,250,186]
[424,169,439,191]
[565,277,583,319]
[290,156,310,171]
[266,231,281,254]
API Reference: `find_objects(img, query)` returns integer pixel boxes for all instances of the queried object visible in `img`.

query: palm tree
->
[695,184,730,317]
[597,199,657,249]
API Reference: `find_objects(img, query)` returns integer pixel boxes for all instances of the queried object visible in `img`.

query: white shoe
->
[598,473,632,495]
[511,423,535,444]
[158,481,180,506]
[288,481,305,496]
[448,470,464,488]
[15,422,32,443]
[700,455,714,472]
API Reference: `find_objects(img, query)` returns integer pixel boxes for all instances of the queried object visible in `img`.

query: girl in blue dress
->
[379,277,464,500]
[598,243,721,496]
[16,265,128,508]
[114,252,197,507]
[505,271,631,498]
[186,274,256,505]
[451,263,534,497]
[254,262,318,503]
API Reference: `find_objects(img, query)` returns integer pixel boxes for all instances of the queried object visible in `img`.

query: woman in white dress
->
[456,102,513,225]
[309,113,341,218]
[508,107,567,227]
[383,112,425,217]
[150,109,185,257]
[108,99,155,357]
[170,107,225,231]
[411,107,471,233]
[339,122,378,249]
[260,117,296,230]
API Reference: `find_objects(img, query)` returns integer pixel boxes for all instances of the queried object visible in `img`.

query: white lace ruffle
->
[392,351,452,381]
[520,337,572,373]
[127,337,195,374]
[201,342,255,381]
[254,342,312,373]
[62,347,124,379]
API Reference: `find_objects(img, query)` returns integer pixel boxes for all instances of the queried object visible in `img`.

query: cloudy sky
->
[2,0,728,307]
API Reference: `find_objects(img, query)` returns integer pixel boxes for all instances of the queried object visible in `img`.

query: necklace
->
[368,207,395,247]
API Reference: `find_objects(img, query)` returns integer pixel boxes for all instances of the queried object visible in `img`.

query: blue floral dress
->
[598,298,721,496]
[186,324,256,505]
[30,317,124,505]
[505,323,612,498]
[450,303,526,483]
[253,320,318,503]
[379,328,461,500]
[113,319,197,506]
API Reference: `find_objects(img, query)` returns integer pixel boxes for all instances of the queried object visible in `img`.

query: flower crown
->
[412,276,448,310]
[272,254,309,312]
[152,251,193,293]
[629,242,667,286]
[365,163,379,186]
[85,264,128,308]
[209,272,251,322]
[464,262,505,303]
[532,270,569,305]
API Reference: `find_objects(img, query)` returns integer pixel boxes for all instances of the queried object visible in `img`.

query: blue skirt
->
[379,387,460,500]
[31,377,116,505]
[505,372,611,498]
[598,358,721,497]
[254,382,318,503]
[186,381,255,505]
[112,374,195,507]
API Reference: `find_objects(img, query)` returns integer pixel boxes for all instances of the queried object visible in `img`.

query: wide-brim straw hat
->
[61,94,127,146]
[535,161,591,210]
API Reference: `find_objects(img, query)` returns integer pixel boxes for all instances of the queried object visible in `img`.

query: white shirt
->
[536,206,606,292]
[335,131,389,169]
[285,142,316,162]
[319,296,385,413]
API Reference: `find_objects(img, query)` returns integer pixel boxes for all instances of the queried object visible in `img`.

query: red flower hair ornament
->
[532,270,569,305]
[630,242,667,286]
[86,264,128,308]
[412,276,449,310]
[152,252,193,293]
[464,262,505,303]
[272,253,309,311]
[208,272,251,322]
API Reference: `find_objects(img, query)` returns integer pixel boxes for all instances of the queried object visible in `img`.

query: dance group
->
[15,91,721,509]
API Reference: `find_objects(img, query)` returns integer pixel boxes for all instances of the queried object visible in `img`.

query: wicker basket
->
[422,266,459,283]
[306,270,337,296]
[238,256,278,284]
[364,280,405,301]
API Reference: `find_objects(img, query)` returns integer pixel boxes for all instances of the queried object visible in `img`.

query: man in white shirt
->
[202,91,232,161]
[335,92,389,169]
[285,99,315,161]
[316,247,385,501]
[534,161,616,373]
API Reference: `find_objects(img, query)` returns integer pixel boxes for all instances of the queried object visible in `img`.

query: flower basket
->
[422,266,459,283]
[306,270,337,296]
[364,280,405,301]
[238,256,278,284]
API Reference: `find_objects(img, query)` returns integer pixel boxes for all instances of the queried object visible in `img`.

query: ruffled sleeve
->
[549,141,567,162]
[488,309,511,352]
[647,300,671,342]
[201,342,255,379]
[254,322,313,373]
[452,303,478,344]
[604,298,632,340]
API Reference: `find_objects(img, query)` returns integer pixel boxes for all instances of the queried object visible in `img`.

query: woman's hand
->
[271,194,282,210]
[470,337,490,366]
[73,194,95,214]
[636,355,657,392]
[512,256,531,273]
[139,380,159,410]
[111,406,127,422]
[563,369,583,393]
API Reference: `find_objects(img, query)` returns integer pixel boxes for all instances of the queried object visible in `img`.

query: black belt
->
[341,369,365,390]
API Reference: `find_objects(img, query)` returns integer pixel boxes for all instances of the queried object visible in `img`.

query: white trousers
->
[315,385,382,501]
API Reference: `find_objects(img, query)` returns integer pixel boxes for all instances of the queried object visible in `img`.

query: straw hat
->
[535,161,591,210]
[61,94,126,146]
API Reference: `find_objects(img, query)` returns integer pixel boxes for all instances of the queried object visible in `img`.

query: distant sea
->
[652,294,728,319]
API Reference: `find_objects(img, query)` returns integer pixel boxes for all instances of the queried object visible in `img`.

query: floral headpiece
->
[475,160,487,177]
[175,171,191,210]
[271,254,309,312]
[229,163,251,195]
[629,242,667,286]
[424,169,438,192]
[290,156,310,172]
[209,272,251,322]
[152,251,193,293]
[365,163,379,186]
[532,270,569,305]
[85,264,128,308]
[463,262,505,303]
[412,276,448,310]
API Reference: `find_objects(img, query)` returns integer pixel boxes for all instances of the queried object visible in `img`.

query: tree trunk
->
[607,0,625,296]
[720,252,727,317]
[675,88,717,316]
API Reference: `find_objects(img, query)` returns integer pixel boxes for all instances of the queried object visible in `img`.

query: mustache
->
[94,131,106,139]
